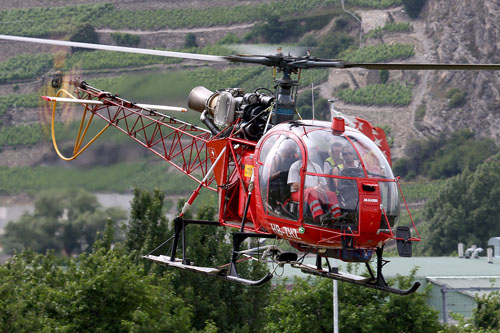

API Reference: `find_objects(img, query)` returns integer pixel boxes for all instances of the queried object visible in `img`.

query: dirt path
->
[96,22,257,35]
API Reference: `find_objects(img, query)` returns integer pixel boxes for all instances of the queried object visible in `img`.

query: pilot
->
[269,139,300,207]
[270,139,298,181]
[287,157,342,224]
[342,145,360,168]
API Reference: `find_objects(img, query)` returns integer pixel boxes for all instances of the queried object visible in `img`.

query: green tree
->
[184,32,198,48]
[417,154,500,255]
[69,23,99,52]
[1,190,126,256]
[167,202,271,332]
[0,248,193,331]
[403,0,427,18]
[395,130,498,180]
[315,32,354,59]
[111,32,140,47]
[473,292,500,331]
[263,269,441,333]
[125,188,169,272]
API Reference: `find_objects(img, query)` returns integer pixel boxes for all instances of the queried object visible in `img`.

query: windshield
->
[257,125,399,230]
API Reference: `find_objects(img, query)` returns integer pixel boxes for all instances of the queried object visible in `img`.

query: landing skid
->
[295,262,420,295]
[295,247,420,296]
[145,217,420,294]
[144,217,276,287]
[144,254,273,287]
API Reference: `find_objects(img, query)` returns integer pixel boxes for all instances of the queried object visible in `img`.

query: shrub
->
[111,32,140,47]
[447,88,467,109]
[70,23,99,53]
[403,0,427,18]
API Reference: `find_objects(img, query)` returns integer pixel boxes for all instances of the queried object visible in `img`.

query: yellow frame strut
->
[50,89,110,161]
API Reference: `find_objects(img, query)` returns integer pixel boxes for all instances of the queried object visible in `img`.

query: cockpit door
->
[257,134,303,221]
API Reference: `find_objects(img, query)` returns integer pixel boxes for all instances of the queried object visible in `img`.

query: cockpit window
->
[257,126,399,230]
[258,135,302,220]
[297,130,360,227]
[346,132,392,179]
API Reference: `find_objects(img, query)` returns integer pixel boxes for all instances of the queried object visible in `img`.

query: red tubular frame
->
[71,83,218,191]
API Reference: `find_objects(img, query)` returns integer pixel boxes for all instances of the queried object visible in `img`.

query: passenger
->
[287,158,342,224]
[324,142,344,189]
[324,142,345,175]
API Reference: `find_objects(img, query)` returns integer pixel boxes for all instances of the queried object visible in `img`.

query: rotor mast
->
[273,61,299,124]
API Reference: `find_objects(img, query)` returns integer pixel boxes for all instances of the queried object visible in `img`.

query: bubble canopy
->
[256,120,399,227]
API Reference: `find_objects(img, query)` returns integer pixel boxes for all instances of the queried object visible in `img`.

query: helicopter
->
[3,34,500,296]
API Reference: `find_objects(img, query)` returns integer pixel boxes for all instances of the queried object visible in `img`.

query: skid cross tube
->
[228,231,276,284]
[170,217,219,264]
[167,217,276,286]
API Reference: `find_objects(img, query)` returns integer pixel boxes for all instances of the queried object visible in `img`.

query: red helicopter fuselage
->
[215,120,410,262]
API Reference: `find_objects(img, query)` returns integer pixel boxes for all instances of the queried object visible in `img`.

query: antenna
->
[311,82,315,120]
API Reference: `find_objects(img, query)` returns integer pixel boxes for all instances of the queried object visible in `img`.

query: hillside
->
[0,0,498,186]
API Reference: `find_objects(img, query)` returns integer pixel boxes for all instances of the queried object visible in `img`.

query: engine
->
[187,86,275,141]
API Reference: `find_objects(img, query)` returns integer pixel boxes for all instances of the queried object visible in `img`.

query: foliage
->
[345,0,402,8]
[110,32,140,47]
[416,154,500,255]
[398,179,446,202]
[365,22,413,40]
[342,43,415,63]
[296,89,331,120]
[403,0,427,18]
[447,88,467,109]
[216,32,241,45]
[0,249,193,331]
[1,190,126,256]
[0,4,113,37]
[314,32,355,59]
[0,1,403,38]
[394,129,498,179]
[125,188,169,269]
[169,202,271,332]
[380,69,389,83]
[263,269,441,333]
[0,53,52,83]
[336,82,413,106]
[0,122,52,146]
[184,32,198,48]
[69,23,98,45]
[473,292,500,331]
[62,48,182,72]
[93,1,339,30]
[245,12,337,44]
[0,92,40,117]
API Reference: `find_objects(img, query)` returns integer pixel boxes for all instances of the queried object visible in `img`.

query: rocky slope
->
[421,0,500,142]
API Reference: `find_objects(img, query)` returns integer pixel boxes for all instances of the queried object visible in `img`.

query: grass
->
[0,162,200,196]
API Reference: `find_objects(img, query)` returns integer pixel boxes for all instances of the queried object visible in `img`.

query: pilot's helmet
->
[279,139,298,158]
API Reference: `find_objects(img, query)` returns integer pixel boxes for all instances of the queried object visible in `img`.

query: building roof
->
[377,256,500,278]
[272,256,500,282]
[427,276,500,297]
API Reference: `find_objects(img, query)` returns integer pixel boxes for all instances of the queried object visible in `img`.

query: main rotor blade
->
[343,63,500,70]
[0,34,230,63]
